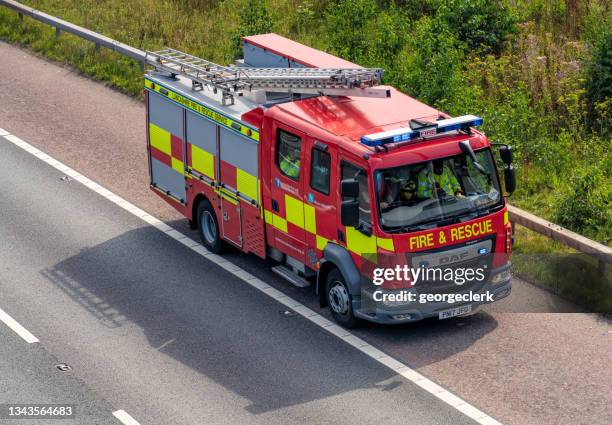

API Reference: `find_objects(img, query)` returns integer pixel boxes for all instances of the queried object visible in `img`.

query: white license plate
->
[438,304,472,320]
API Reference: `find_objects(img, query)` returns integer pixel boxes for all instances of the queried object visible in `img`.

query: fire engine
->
[143,34,516,327]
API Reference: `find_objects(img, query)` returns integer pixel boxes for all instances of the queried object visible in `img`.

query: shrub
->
[359,4,409,71]
[324,0,377,62]
[579,0,611,45]
[436,0,517,55]
[553,165,611,242]
[393,16,465,108]
[584,30,612,135]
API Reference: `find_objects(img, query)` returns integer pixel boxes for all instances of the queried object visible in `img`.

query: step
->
[271,265,311,288]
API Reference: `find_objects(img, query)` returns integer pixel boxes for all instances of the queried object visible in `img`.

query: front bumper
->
[354,263,512,325]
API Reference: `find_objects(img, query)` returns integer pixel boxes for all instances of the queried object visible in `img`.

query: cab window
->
[277,130,301,180]
[341,162,370,224]
[310,148,331,195]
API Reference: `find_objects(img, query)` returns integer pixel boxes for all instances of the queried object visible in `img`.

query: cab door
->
[269,123,307,262]
[304,139,337,258]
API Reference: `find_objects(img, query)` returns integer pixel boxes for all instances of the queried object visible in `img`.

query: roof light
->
[361,115,483,147]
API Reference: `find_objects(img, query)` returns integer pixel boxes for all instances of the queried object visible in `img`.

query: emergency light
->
[360,115,483,147]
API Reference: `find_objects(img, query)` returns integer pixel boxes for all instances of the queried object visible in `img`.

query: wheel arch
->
[191,193,210,229]
[317,243,361,307]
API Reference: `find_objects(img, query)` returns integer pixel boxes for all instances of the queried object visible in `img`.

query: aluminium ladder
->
[145,47,388,105]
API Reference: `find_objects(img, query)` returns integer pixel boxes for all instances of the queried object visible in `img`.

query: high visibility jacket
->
[417,166,461,198]
[280,156,300,178]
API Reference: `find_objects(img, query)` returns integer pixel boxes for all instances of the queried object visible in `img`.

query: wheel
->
[197,200,224,253]
[326,268,359,328]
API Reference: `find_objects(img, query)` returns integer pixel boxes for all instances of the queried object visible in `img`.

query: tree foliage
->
[435,0,517,55]
[585,30,612,135]
[324,0,377,62]
[393,17,465,108]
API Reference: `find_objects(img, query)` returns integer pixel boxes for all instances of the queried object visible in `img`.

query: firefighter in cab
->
[279,132,301,179]
[417,159,463,198]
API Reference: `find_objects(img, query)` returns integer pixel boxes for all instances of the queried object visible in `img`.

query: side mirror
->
[341,179,359,199]
[504,166,517,195]
[340,200,360,227]
[499,146,513,165]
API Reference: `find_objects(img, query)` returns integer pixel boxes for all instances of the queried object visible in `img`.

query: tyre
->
[326,268,359,328]
[197,200,224,253]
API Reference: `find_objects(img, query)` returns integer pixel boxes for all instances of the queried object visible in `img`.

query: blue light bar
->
[361,115,483,147]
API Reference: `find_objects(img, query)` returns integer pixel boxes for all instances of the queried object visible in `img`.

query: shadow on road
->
[162,219,501,370]
[39,223,501,413]
[38,226,405,414]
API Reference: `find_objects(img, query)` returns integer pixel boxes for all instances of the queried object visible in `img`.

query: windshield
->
[375,149,502,232]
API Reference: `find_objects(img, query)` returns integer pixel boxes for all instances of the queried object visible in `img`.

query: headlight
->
[491,268,511,285]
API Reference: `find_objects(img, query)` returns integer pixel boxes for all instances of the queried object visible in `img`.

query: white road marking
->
[112,410,142,425]
[0,307,39,343]
[1,129,503,425]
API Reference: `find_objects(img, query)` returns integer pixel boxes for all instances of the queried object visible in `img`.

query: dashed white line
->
[1,128,504,425]
[0,307,39,343]
[112,410,142,425]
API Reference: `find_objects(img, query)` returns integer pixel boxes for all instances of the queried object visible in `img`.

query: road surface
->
[0,138,482,424]
[0,41,610,425]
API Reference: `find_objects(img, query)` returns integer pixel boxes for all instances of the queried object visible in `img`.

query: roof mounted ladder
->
[145,47,388,105]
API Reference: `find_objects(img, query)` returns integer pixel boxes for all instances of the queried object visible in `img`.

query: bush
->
[581,1,612,46]
[393,16,465,108]
[324,0,377,62]
[436,0,517,55]
[358,4,410,70]
[584,30,612,135]
[553,165,611,242]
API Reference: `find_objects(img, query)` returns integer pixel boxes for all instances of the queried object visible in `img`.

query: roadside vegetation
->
[0,1,610,307]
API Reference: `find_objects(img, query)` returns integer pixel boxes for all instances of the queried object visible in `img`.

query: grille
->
[411,237,495,295]
[415,255,492,295]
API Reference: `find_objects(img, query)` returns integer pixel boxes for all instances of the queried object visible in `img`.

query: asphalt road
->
[0,135,483,424]
[0,41,610,425]
[0,326,116,425]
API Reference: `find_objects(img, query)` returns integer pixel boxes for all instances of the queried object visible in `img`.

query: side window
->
[310,148,331,195]
[276,130,301,180]
[341,162,371,224]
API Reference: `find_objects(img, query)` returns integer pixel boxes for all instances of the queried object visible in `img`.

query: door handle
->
[271,199,279,212]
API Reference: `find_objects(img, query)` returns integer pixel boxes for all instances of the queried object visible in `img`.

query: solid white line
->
[2,130,503,425]
[0,307,39,343]
[112,410,141,425]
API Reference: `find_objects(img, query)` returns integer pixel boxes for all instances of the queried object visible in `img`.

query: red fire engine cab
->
[144,34,515,327]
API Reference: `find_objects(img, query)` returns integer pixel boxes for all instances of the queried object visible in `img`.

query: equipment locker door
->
[220,197,242,246]
[270,123,308,262]
[147,92,186,203]
[218,126,259,248]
